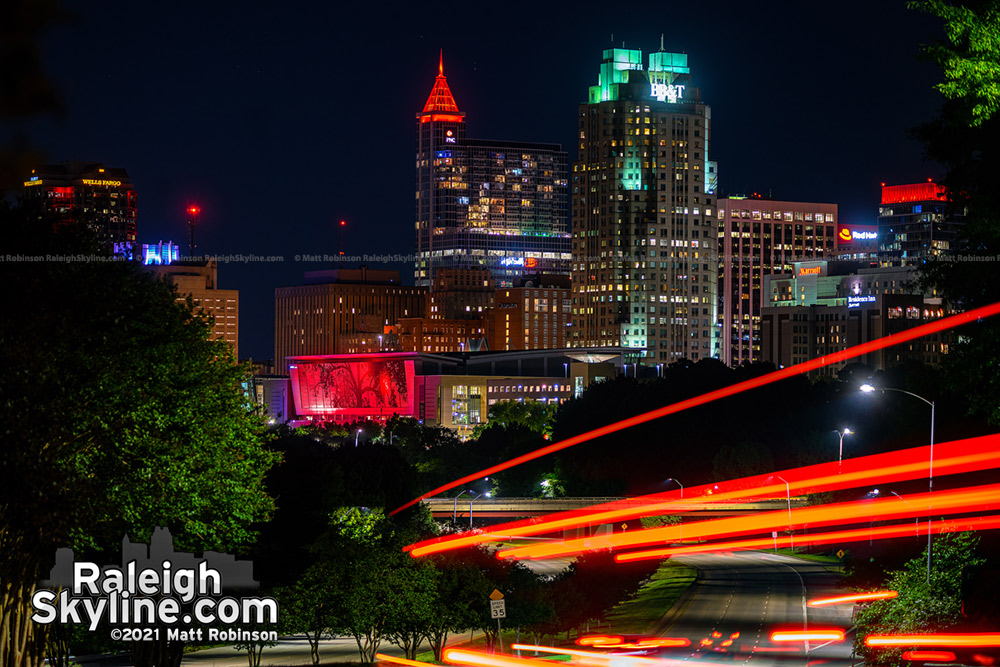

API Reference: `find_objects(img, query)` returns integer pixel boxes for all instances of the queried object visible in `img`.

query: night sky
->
[18,1,947,361]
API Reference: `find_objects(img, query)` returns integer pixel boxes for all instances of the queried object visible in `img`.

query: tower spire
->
[660,33,665,51]
[420,51,463,115]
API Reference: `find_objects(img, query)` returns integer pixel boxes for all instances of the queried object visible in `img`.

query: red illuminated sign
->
[525,257,538,269]
[798,266,822,276]
[839,228,852,242]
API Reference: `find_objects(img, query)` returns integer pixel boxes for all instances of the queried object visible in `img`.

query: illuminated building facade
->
[428,268,494,319]
[877,182,962,266]
[571,46,719,363]
[274,268,426,373]
[835,224,879,263]
[489,275,572,351]
[760,260,949,375]
[397,316,488,353]
[23,162,137,253]
[142,240,180,265]
[415,55,570,288]
[717,197,837,366]
[146,259,239,357]
[287,349,617,438]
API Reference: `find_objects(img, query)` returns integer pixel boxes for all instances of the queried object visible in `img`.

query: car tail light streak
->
[501,483,1000,561]
[866,634,1000,647]
[393,302,1000,517]
[770,630,845,642]
[808,591,898,607]
[405,433,1000,558]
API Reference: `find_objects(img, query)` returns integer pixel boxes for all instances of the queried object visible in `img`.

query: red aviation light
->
[392,301,1000,517]
[902,651,958,662]
[770,629,845,642]
[808,591,898,607]
[866,634,1000,647]
[187,206,200,215]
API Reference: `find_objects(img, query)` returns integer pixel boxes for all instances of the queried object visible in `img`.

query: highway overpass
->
[425,496,808,520]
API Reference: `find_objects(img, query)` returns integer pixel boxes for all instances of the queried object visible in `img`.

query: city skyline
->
[10,2,948,360]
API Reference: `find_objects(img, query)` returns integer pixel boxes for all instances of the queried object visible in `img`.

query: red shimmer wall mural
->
[289,357,415,418]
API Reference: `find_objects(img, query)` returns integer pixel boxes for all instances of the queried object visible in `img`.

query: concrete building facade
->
[571,46,719,364]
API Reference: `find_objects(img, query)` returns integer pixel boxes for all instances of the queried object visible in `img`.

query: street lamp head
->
[485,492,491,498]
[844,428,852,435]
[860,384,876,393]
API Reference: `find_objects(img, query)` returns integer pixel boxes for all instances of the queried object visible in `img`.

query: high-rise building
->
[717,197,837,366]
[835,224,879,263]
[414,54,571,288]
[274,268,426,374]
[490,275,572,351]
[428,268,494,319]
[571,46,718,363]
[22,162,137,253]
[877,182,961,266]
[146,259,239,357]
[760,260,950,375]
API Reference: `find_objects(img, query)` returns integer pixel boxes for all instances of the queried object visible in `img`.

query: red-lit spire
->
[422,51,461,114]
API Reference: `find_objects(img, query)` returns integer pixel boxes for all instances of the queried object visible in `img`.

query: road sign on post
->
[490,599,506,619]
[488,590,506,654]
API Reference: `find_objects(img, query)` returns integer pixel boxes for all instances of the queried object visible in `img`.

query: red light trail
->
[391,301,1000,516]
[405,432,1000,557]
[866,634,1000,647]
[577,636,625,647]
[901,651,958,661]
[613,514,1000,561]
[376,655,436,667]
[500,483,1000,560]
[808,591,898,607]
[770,630,845,642]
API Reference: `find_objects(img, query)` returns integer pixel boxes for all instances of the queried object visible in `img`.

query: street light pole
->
[454,490,472,523]
[469,492,489,528]
[776,474,793,551]
[834,428,853,472]
[860,384,935,582]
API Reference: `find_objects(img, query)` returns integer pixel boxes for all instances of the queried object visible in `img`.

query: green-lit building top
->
[588,47,691,104]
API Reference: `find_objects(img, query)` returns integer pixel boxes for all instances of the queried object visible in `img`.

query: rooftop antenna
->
[660,33,665,51]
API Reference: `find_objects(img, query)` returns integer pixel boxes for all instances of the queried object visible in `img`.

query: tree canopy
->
[0,215,279,667]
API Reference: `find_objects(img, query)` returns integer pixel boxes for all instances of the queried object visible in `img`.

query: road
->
[83,552,850,667]
[650,552,855,667]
